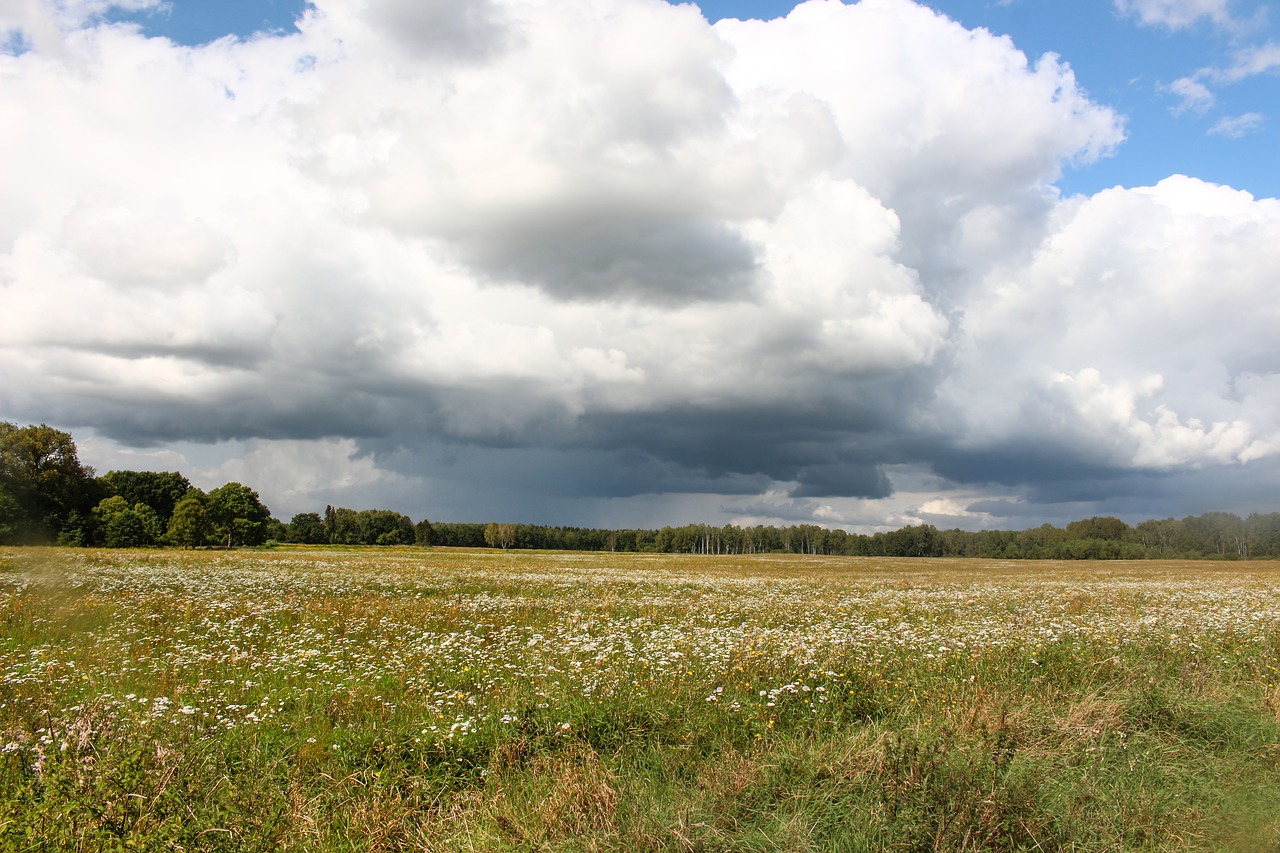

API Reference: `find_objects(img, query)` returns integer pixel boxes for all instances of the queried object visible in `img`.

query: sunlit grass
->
[2,546,1279,850]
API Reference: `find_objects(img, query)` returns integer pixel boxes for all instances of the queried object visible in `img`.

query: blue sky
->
[119,0,1279,201]
[4,0,1279,532]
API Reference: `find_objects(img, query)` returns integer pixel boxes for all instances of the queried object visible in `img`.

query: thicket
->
[4,421,1279,559]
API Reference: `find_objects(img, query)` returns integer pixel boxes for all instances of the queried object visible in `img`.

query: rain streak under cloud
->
[1,0,1279,531]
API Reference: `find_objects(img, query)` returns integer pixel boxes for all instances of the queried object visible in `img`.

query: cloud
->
[1113,0,1236,30]
[1,0,1275,531]
[938,175,1280,501]
[1159,37,1279,123]
[464,215,760,303]
[1214,39,1280,82]
[1168,76,1216,115]
[1208,111,1265,136]
[1169,36,1278,110]
[199,438,413,519]
[360,0,508,61]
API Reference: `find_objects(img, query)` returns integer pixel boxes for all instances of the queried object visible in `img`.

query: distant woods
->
[3,421,1279,559]
[421,515,1280,560]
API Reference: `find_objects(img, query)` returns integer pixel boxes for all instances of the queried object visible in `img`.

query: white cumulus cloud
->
[0,0,1275,530]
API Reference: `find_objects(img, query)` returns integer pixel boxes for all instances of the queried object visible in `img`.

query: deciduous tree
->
[484,522,515,549]
[0,422,100,542]
[287,512,328,544]
[207,482,271,547]
[100,471,192,526]
[167,494,210,549]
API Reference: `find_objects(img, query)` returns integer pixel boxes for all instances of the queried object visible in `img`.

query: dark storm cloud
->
[575,396,915,489]
[965,499,1052,519]
[721,494,830,524]
[467,216,760,303]
[365,440,772,502]
[955,460,1280,530]
[928,443,1126,494]
[790,462,892,499]
[37,389,395,446]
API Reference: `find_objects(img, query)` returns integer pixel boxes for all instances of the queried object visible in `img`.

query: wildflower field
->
[2,547,1279,851]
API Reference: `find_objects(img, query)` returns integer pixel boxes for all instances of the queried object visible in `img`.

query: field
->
[2,547,1279,851]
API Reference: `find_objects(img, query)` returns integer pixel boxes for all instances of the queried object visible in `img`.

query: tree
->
[0,484,22,544]
[265,517,288,543]
[105,509,147,548]
[87,496,161,547]
[414,518,434,546]
[361,509,414,545]
[206,482,271,548]
[287,512,328,544]
[324,505,338,542]
[56,510,90,546]
[484,522,515,549]
[100,471,191,525]
[167,494,210,549]
[1135,518,1177,554]
[91,496,132,545]
[1246,512,1280,558]
[134,503,165,544]
[329,507,363,545]
[0,422,100,542]
[1065,516,1131,541]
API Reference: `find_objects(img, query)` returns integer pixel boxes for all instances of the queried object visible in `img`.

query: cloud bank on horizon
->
[2,0,1278,530]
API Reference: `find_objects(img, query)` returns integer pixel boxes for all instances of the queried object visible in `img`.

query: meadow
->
[1,547,1279,851]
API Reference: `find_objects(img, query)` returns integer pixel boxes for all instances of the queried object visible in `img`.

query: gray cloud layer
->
[2,0,1277,529]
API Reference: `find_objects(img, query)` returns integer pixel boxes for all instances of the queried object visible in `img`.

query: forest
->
[3,421,1278,559]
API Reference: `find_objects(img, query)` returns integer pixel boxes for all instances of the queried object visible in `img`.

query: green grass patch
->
[1,547,1279,850]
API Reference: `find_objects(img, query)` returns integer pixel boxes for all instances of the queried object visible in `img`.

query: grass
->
[2,546,1279,850]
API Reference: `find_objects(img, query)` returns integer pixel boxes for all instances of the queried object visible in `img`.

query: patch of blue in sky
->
[109,0,307,45]
[3,30,30,56]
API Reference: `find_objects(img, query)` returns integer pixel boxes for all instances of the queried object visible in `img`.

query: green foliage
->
[92,495,130,525]
[0,484,19,543]
[364,509,414,545]
[264,517,288,543]
[327,506,362,545]
[100,470,192,524]
[104,508,147,548]
[134,502,165,543]
[207,482,270,547]
[316,506,416,546]
[0,422,100,543]
[54,510,89,546]
[428,521,488,548]
[287,512,328,544]
[1065,515,1132,541]
[83,495,165,548]
[167,494,211,549]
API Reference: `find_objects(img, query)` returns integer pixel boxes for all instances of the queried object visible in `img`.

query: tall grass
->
[2,547,1278,850]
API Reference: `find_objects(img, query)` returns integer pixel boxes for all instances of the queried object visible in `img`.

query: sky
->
[1,0,1278,532]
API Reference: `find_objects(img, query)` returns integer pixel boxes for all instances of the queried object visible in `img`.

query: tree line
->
[4,422,1279,559]
[406,515,1280,560]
